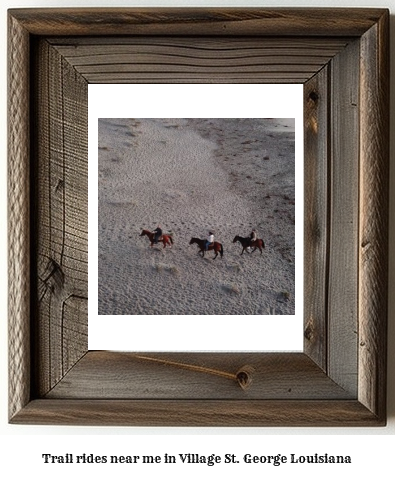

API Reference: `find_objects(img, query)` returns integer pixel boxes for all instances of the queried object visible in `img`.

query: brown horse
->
[140,229,174,248]
[233,235,265,255]
[189,237,224,260]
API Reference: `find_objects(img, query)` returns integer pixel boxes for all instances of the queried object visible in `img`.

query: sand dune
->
[98,118,295,315]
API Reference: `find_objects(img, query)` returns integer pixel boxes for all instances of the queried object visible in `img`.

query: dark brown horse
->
[233,235,265,255]
[189,237,224,260]
[140,229,174,248]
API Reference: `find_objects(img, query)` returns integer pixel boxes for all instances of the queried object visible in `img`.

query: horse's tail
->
[220,243,224,258]
[261,239,265,249]
[169,235,174,244]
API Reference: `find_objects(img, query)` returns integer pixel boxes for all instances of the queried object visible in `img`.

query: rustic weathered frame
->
[8,8,389,426]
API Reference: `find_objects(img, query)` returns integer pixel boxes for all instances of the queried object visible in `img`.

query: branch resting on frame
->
[135,355,254,390]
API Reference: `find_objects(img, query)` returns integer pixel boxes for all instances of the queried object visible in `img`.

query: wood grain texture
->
[8,13,31,421]
[8,8,387,37]
[303,68,329,370]
[11,399,383,427]
[49,37,350,84]
[358,12,389,421]
[7,8,389,426]
[31,39,88,397]
[46,352,353,400]
[327,39,360,396]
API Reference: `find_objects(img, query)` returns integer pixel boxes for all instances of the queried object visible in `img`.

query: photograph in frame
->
[89,84,304,352]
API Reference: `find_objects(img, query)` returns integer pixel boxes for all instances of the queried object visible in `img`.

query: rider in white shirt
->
[205,232,214,251]
[248,228,257,251]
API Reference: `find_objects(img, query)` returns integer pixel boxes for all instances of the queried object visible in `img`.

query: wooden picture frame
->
[8,8,389,426]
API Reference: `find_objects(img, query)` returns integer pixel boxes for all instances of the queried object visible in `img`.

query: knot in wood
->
[304,322,314,341]
[236,365,255,390]
[43,258,65,292]
[308,90,319,103]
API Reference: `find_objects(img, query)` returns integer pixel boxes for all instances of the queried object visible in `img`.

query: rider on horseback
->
[247,228,257,251]
[250,228,257,244]
[205,231,214,251]
[152,225,163,244]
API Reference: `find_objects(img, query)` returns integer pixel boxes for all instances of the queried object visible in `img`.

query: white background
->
[1,0,395,476]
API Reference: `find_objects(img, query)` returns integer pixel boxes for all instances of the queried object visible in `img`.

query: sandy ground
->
[98,118,295,315]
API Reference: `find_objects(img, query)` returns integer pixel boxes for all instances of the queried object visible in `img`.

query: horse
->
[189,237,224,260]
[140,229,174,248]
[232,235,265,255]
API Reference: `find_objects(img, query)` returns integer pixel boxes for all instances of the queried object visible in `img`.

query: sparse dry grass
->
[153,263,180,276]
[221,283,241,295]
